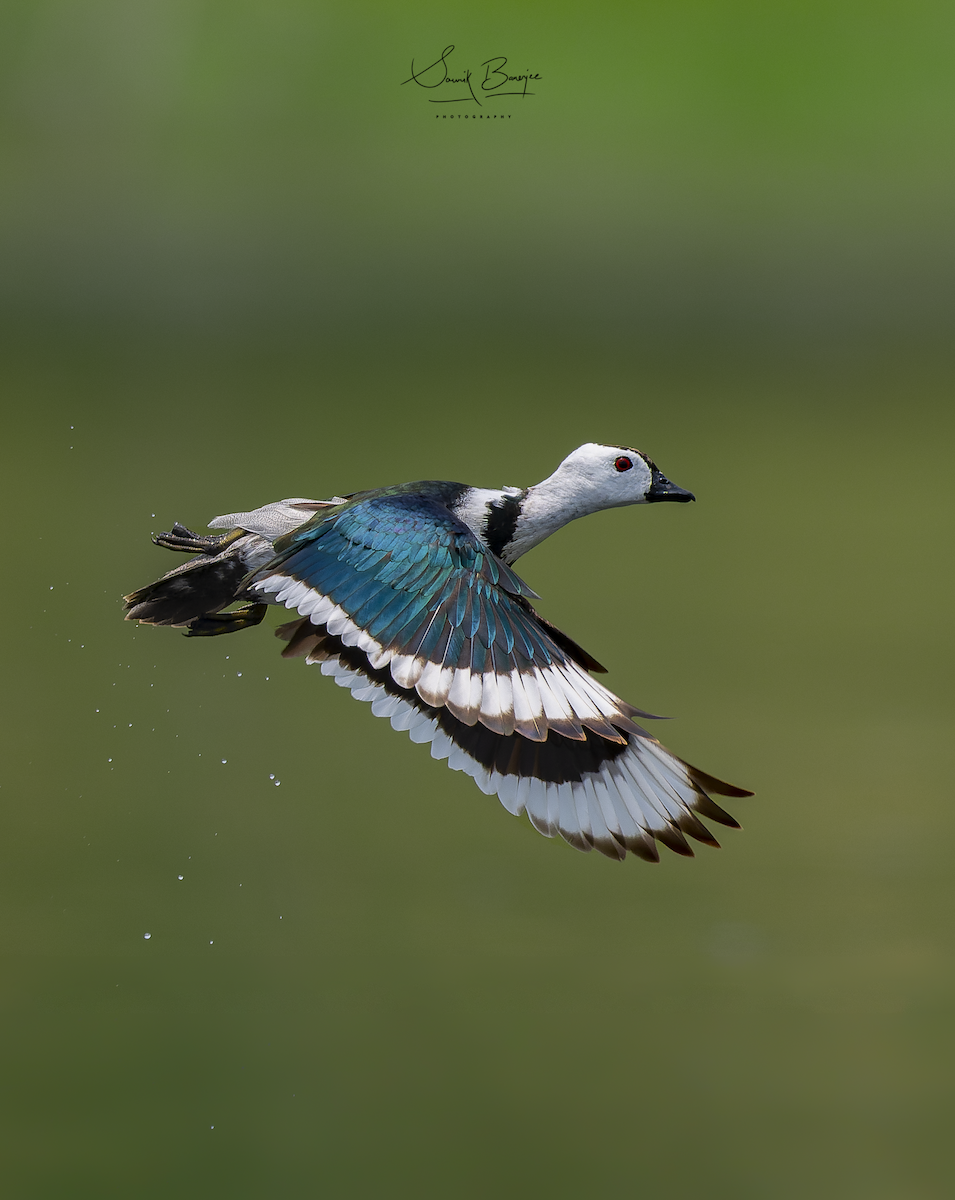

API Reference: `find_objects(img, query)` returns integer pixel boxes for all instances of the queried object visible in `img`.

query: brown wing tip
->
[275,617,307,642]
[616,834,660,863]
[677,811,722,849]
[274,615,328,659]
[593,837,628,862]
[687,765,755,800]
[693,793,742,829]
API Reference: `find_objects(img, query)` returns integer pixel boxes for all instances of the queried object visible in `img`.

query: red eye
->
[614,456,633,472]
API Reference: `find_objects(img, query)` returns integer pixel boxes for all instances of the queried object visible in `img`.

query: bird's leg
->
[152,524,246,556]
[184,602,269,637]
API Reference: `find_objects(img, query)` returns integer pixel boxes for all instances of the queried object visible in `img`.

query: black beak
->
[647,466,695,503]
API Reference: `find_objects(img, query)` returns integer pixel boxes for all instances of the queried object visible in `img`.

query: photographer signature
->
[401,45,541,106]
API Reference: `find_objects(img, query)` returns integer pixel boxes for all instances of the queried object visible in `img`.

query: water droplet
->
[143,932,151,940]
[269,773,275,780]
[237,672,242,677]
[209,940,214,945]
[274,780,281,787]
[221,759,227,764]
[178,875,183,881]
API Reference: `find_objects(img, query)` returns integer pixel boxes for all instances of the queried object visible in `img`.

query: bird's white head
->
[543,443,696,514]
[479,441,696,563]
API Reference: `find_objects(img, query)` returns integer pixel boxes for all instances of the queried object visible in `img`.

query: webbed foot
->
[184,603,269,637]
[152,524,246,555]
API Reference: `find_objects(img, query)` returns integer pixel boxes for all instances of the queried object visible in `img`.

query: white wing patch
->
[256,573,744,861]
[308,641,728,862]
[254,573,640,743]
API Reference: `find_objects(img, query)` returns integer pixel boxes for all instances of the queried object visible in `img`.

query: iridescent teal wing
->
[251,490,647,743]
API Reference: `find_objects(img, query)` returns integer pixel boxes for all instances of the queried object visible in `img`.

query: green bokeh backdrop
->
[1,3,953,1198]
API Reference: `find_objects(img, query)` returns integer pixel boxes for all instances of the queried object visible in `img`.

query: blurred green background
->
[1,2,954,1197]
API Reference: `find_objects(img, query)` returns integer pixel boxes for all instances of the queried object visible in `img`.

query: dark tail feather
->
[124,556,249,627]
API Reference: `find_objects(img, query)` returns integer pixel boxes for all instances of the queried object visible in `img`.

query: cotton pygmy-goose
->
[124,443,752,861]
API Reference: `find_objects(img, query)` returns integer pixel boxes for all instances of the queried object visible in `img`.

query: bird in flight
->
[124,443,751,861]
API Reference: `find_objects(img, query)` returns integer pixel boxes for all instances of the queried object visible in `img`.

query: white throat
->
[500,472,609,563]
